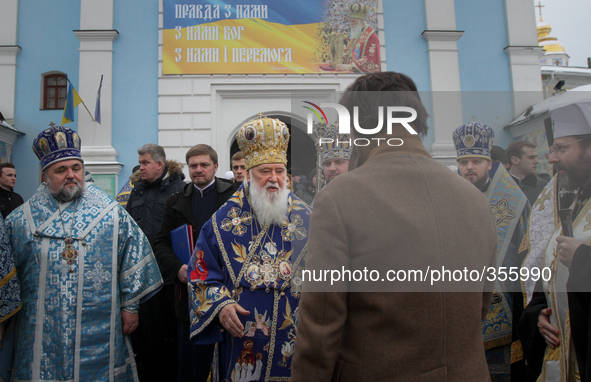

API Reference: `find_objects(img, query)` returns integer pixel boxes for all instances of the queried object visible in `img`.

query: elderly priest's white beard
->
[350,22,363,39]
[249,176,289,227]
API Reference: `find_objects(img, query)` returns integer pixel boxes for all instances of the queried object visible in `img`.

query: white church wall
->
[156,0,387,178]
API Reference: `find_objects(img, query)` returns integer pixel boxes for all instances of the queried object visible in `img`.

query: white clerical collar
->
[193,178,215,196]
[509,171,524,181]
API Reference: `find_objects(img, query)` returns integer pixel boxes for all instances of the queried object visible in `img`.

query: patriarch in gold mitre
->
[236,114,291,225]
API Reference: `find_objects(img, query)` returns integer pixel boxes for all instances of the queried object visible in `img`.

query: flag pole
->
[66,77,96,122]
[78,97,95,122]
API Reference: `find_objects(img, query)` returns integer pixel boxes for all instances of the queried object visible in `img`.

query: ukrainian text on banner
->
[162,0,380,74]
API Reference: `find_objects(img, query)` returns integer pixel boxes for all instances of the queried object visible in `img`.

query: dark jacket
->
[0,187,24,219]
[126,160,186,246]
[153,177,236,321]
[567,244,591,382]
[510,173,549,205]
[295,181,317,205]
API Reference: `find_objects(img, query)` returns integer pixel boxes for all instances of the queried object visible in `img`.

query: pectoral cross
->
[260,263,277,286]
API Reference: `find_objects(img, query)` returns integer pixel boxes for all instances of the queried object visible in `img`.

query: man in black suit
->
[0,163,23,218]
[505,140,549,204]
[154,144,236,382]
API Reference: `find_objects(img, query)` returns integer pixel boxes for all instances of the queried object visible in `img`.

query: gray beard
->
[558,171,580,191]
[47,179,86,203]
[556,152,591,191]
[249,179,289,227]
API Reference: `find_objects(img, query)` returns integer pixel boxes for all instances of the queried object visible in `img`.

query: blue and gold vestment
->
[188,183,311,382]
[0,214,21,382]
[0,214,20,324]
[6,183,163,382]
[482,162,530,381]
[115,177,135,208]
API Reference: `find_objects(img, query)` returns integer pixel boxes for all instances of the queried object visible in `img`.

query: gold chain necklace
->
[58,198,79,273]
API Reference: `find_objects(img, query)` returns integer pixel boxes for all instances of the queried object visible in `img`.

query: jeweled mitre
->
[237,114,290,170]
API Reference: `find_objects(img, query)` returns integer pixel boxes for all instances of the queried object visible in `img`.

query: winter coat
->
[126,160,186,247]
[291,130,497,382]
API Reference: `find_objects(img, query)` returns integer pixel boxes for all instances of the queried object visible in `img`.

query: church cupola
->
[536,1,569,66]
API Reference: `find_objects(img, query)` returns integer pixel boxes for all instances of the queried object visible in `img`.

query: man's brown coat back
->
[291,135,496,382]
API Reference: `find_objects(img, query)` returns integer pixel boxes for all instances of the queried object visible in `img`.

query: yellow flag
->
[62,83,82,125]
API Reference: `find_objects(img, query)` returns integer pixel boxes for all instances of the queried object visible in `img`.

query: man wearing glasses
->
[520,101,591,382]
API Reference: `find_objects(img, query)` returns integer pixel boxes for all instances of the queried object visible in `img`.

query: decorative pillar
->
[75,0,122,197]
[503,0,544,117]
[423,0,464,165]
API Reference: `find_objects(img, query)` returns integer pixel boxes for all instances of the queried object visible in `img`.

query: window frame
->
[41,72,68,110]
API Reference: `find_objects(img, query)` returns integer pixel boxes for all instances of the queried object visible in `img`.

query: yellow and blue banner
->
[62,80,82,125]
[163,0,378,74]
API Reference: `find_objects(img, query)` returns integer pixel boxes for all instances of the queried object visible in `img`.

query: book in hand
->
[170,224,194,264]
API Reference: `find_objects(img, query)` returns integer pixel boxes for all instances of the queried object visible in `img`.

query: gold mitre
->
[236,114,290,170]
[349,3,369,20]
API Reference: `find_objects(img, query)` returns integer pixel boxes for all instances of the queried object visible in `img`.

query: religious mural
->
[162,0,380,74]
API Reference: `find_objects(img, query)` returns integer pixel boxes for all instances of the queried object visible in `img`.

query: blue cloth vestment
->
[481,163,530,381]
[0,213,20,324]
[0,213,21,382]
[188,183,311,382]
[6,183,163,381]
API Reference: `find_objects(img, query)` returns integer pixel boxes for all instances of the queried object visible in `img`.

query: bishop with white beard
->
[335,2,381,73]
[186,114,312,382]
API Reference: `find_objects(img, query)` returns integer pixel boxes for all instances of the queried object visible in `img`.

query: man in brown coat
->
[291,72,497,381]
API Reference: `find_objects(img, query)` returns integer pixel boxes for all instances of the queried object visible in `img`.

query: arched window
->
[42,73,67,110]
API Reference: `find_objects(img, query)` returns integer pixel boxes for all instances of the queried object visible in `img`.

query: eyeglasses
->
[544,139,583,159]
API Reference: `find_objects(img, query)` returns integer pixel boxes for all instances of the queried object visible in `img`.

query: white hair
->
[248,169,289,226]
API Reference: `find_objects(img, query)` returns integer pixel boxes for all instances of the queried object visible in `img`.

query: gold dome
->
[537,22,551,39]
[537,22,566,54]
[534,2,567,55]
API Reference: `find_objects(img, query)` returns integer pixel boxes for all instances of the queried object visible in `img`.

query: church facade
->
[1,0,543,199]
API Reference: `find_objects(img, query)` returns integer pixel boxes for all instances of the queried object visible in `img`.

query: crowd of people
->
[0,71,590,382]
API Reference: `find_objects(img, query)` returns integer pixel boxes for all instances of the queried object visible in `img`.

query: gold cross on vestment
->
[584,214,591,232]
[534,187,552,211]
[535,2,545,22]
